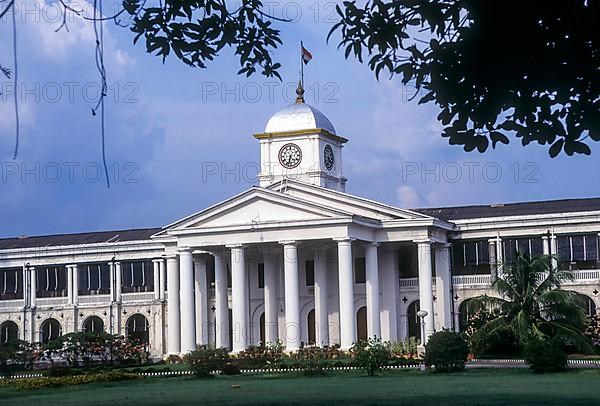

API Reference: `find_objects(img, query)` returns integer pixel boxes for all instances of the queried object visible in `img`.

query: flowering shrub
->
[351,338,392,376]
[184,346,229,378]
[584,315,600,349]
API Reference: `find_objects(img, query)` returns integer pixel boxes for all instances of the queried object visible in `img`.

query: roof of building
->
[1,197,599,250]
[264,102,337,134]
[413,197,600,221]
[0,228,162,250]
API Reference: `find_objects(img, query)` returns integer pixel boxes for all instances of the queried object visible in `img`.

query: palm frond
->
[538,321,594,353]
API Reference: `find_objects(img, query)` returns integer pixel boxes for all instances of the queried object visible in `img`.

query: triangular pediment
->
[161,187,353,232]
[267,179,433,221]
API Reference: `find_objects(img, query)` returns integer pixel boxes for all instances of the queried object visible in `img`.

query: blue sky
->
[0,0,599,238]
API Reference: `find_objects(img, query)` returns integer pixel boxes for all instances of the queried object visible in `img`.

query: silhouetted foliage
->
[329,0,599,156]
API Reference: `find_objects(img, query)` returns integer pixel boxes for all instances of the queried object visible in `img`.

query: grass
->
[1,368,600,405]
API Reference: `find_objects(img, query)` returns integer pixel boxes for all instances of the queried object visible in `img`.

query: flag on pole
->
[301,43,313,65]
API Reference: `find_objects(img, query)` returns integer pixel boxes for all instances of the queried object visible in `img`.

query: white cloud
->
[396,185,421,208]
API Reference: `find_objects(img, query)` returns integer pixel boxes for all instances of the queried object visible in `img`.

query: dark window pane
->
[305,260,314,286]
[354,258,366,284]
[451,242,465,268]
[530,238,544,257]
[517,239,530,256]
[398,245,418,278]
[585,235,599,261]
[79,267,89,293]
[557,236,571,261]
[100,264,111,290]
[464,242,477,266]
[478,241,490,264]
[503,239,518,264]
[258,263,264,289]
[572,236,585,261]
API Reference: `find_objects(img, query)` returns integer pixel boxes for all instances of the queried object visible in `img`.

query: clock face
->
[278,143,302,169]
[324,144,335,170]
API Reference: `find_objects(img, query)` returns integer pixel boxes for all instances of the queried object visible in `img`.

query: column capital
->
[541,235,549,241]
[152,258,164,263]
[66,264,78,269]
[165,254,178,260]
[278,240,297,246]
[488,238,498,244]
[363,241,380,248]
[333,237,355,244]
[178,247,193,254]
[226,243,246,249]
[413,238,434,245]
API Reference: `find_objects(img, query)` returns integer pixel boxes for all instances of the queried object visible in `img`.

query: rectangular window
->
[0,267,23,300]
[305,260,315,286]
[557,234,600,270]
[121,260,154,293]
[398,245,418,278]
[503,237,544,263]
[257,263,264,289]
[451,240,490,275]
[78,263,111,295]
[354,257,366,284]
[36,266,68,298]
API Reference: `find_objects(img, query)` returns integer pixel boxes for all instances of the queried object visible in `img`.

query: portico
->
[154,180,453,354]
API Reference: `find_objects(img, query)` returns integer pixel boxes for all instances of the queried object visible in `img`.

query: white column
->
[180,249,196,353]
[67,265,74,305]
[109,262,116,301]
[365,242,381,339]
[29,267,36,308]
[542,236,550,255]
[417,240,435,343]
[314,246,329,346]
[214,251,229,349]
[166,255,181,354]
[71,264,78,305]
[153,259,161,300]
[263,250,279,344]
[380,249,399,342]
[159,259,166,300]
[194,255,209,346]
[115,262,122,302]
[495,236,503,278]
[435,244,452,330]
[230,245,248,352]
[337,238,355,350]
[488,239,498,280]
[281,241,300,351]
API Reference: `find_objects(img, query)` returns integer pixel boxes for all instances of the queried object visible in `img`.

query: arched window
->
[307,309,316,345]
[356,306,367,341]
[407,300,420,341]
[0,321,18,343]
[574,294,597,317]
[83,316,104,334]
[126,314,149,343]
[40,318,62,343]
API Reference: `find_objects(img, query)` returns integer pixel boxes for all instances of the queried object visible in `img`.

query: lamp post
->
[211,305,216,347]
[416,309,428,345]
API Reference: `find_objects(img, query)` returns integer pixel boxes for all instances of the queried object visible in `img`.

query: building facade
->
[1,96,600,357]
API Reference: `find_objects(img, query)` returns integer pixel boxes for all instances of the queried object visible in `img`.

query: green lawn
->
[1,369,599,405]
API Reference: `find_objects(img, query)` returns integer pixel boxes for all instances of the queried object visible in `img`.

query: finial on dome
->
[295,80,305,104]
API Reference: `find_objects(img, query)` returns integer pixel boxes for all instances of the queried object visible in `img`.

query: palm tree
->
[469,252,592,353]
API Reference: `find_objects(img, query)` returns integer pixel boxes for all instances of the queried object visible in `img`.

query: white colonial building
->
[1,93,600,357]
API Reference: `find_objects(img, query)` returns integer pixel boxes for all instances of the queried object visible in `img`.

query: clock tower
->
[254,84,348,191]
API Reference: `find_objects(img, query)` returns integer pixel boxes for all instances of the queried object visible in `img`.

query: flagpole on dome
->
[296,42,313,104]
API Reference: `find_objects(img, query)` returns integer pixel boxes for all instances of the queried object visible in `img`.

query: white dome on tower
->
[264,103,337,135]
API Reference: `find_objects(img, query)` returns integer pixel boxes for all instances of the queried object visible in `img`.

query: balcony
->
[122,292,156,302]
